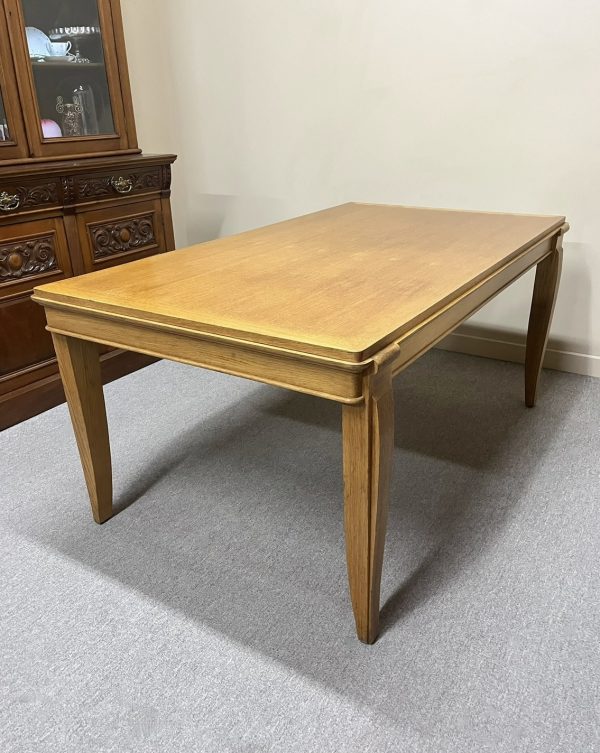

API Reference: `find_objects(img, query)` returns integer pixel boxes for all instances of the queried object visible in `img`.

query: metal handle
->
[110,176,133,194]
[0,191,20,211]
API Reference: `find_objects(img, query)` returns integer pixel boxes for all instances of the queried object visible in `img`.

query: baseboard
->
[436,328,600,378]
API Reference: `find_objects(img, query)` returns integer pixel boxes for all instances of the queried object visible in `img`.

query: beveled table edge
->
[32,221,569,405]
[31,295,372,372]
[32,215,566,364]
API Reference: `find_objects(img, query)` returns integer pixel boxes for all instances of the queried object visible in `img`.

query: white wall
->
[122,0,600,370]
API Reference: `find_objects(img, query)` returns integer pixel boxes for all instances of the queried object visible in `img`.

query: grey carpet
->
[1,350,599,753]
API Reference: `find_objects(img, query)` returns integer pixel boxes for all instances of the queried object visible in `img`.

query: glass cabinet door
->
[0,88,12,142]
[0,88,16,152]
[0,6,28,159]
[10,0,129,156]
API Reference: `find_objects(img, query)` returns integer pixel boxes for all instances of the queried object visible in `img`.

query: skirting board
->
[437,328,600,379]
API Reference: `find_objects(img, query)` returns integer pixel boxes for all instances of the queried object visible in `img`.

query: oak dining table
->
[33,203,568,644]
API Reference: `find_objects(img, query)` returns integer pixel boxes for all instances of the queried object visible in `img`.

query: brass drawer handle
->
[110,176,133,194]
[0,192,20,211]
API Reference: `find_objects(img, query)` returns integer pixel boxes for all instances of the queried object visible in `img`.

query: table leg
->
[342,371,394,644]
[525,243,563,407]
[52,334,113,524]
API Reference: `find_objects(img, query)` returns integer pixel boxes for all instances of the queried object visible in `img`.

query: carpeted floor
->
[1,350,599,752]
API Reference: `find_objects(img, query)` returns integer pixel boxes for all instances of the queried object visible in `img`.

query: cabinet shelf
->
[31,63,106,75]
[31,62,105,69]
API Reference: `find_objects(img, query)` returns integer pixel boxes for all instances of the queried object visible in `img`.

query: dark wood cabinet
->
[0,0,176,430]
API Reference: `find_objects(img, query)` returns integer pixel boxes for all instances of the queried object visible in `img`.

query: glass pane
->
[21,0,115,139]
[0,90,12,143]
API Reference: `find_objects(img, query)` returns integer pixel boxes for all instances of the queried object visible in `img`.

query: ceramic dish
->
[26,26,51,57]
[40,56,75,63]
[49,26,101,39]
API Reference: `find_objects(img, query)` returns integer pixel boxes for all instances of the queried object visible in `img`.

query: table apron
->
[40,226,560,403]
[43,306,365,404]
[389,231,558,375]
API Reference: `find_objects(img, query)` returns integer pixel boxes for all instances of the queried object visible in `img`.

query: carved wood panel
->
[0,233,58,282]
[0,164,172,216]
[19,182,60,208]
[71,169,164,202]
[89,213,157,260]
[0,181,60,214]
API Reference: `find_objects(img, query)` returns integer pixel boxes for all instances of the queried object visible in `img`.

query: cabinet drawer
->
[68,166,164,205]
[0,176,61,217]
[0,217,72,295]
[0,293,54,380]
[0,217,72,385]
[78,199,167,270]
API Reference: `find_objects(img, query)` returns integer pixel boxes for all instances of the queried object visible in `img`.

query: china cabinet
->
[0,0,176,429]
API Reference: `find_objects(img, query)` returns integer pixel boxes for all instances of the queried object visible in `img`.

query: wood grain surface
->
[52,334,112,523]
[525,238,564,407]
[34,203,568,643]
[343,368,394,643]
[33,203,565,361]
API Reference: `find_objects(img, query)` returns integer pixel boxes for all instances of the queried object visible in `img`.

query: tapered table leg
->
[525,240,564,408]
[52,334,113,523]
[342,370,394,644]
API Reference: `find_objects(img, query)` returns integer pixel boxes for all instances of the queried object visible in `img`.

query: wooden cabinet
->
[0,0,176,430]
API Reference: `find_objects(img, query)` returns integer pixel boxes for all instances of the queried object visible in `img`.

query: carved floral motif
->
[21,183,59,207]
[0,182,59,211]
[0,235,58,281]
[77,170,162,199]
[90,214,156,259]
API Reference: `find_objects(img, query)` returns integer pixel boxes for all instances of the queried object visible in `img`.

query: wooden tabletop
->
[35,203,565,362]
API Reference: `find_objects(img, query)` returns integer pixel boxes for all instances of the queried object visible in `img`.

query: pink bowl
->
[41,119,62,138]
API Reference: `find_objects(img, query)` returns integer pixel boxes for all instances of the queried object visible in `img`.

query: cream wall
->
[122,0,600,374]
[120,0,187,246]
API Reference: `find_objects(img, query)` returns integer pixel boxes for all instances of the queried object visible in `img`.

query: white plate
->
[26,26,51,57]
[35,56,75,64]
